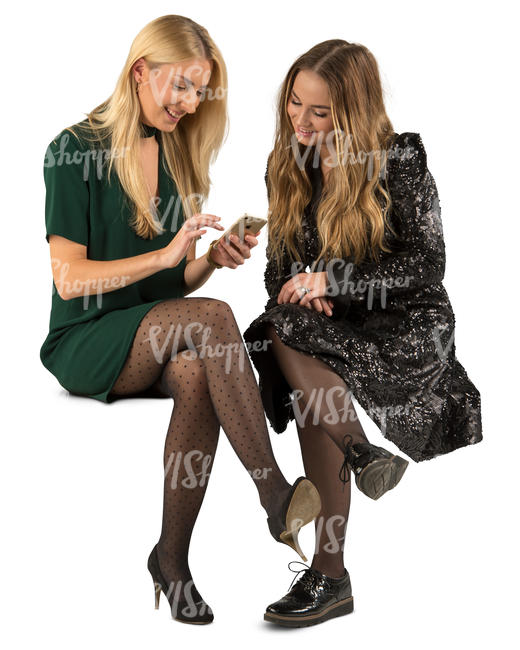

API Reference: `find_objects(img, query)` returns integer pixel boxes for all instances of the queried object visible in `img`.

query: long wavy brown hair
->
[64,14,228,239]
[267,39,399,272]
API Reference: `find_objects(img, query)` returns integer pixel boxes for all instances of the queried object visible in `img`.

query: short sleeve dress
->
[243,132,483,463]
[40,119,187,402]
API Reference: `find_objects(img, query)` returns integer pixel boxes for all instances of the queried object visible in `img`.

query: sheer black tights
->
[266,323,369,578]
[109,298,292,592]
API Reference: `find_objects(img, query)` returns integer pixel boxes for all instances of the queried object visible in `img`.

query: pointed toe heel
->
[147,544,214,624]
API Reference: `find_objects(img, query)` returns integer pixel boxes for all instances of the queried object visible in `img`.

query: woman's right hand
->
[305,297,335,317]
[160,214,224,269]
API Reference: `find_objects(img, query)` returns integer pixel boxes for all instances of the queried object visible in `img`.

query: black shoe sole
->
[264,597,354,627]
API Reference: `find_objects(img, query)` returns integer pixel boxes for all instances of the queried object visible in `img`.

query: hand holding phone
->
[216,213,267,245]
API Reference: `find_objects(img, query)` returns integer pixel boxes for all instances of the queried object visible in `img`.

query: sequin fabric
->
[243,132,483,462]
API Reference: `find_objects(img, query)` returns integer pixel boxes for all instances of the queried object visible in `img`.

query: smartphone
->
[217,213,267,244]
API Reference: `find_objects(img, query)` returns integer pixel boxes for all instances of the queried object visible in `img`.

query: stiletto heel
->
[153,578,161,609]
[267,477,322,561]
[280,528,307,562]
[339,434,409,500]
[147,543,214,624]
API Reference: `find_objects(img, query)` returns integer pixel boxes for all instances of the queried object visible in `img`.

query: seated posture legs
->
[109,297,321,622]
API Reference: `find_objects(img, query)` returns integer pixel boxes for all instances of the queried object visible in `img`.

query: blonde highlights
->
[64,14,228,239]
[267,39,398,272]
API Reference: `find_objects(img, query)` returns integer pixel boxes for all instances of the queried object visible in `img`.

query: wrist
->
[206,240,223,269]
[153,248,168,273]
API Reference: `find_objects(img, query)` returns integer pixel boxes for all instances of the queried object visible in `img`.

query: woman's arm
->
[323,132,446,312]
[264,238,296,309]
[49,213,221,301]
[182,239,217,296]
[263,158,333,315]
[49,234,167,301]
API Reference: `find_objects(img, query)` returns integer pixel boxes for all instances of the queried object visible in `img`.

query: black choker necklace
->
[140,122,158,138]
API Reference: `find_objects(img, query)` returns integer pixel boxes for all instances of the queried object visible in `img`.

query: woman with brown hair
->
[40,15,322,625]
[244,39,483,627]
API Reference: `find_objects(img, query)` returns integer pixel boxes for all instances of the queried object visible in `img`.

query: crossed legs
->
[109,298,293,592]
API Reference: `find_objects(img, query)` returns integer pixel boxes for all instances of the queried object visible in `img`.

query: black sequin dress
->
[243,132,483,463]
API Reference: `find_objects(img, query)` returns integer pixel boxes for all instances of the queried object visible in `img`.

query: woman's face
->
[287,69,334,148]
[134,57,213,131]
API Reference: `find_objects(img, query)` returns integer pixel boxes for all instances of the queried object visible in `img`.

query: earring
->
[136,81,141,94]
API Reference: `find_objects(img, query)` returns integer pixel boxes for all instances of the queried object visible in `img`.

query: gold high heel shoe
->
[267,477,322,561]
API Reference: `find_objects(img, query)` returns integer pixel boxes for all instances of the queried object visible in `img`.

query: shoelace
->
[338,433,355,491]
[287,560,321,590]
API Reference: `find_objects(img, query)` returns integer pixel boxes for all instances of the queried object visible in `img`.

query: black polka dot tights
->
[109,298,292,596]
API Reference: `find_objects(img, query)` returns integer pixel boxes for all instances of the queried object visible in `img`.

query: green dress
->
[40,119,187,402]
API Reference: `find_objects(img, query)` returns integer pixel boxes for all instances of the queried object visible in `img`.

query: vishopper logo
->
[366,402,413,436]
[44,132,130,181]
[432,322,455,362]
[156,578,213,619]
[279,258,413,310]
[287,385,361,428]
[50,256,131,309]
[313,515,348,554]
[165,450,213,489]
[147,192,204,233]
[287,384,414,437]
[145,63,226,106]
[143,323,272,374]
[247,466,273,480]
[164,451,274,489]
[319,258,413,310]
[288,129,415,180]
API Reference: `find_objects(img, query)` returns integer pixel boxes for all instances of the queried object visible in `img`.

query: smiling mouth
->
[297,127,314,135]
[165,107,183,119]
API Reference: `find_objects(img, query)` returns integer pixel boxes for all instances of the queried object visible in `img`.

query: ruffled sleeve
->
[325,132,446,312]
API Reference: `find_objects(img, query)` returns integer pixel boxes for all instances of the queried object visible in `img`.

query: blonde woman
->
[40,15,321,625]
[244,39,483,627]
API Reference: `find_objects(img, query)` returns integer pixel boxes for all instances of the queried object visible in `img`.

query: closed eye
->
[174,84,204,97]
[290,99,327,118]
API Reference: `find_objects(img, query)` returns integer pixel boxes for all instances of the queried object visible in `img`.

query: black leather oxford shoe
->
[264,562,354,627]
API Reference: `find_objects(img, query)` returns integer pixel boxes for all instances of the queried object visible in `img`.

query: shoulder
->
[385,131,427,181]
[43,120,95,183]
[46,119,92,153]
[43,120,104,179]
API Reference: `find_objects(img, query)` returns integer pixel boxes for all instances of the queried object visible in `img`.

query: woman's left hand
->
[210,231,261,269]
[278,272,333,315]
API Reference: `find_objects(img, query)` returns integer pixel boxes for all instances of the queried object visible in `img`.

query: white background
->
[1,0,518,647]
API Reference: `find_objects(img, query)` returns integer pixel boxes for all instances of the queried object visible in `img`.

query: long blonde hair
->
[268,39,398,272]
[65,14,228,239]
